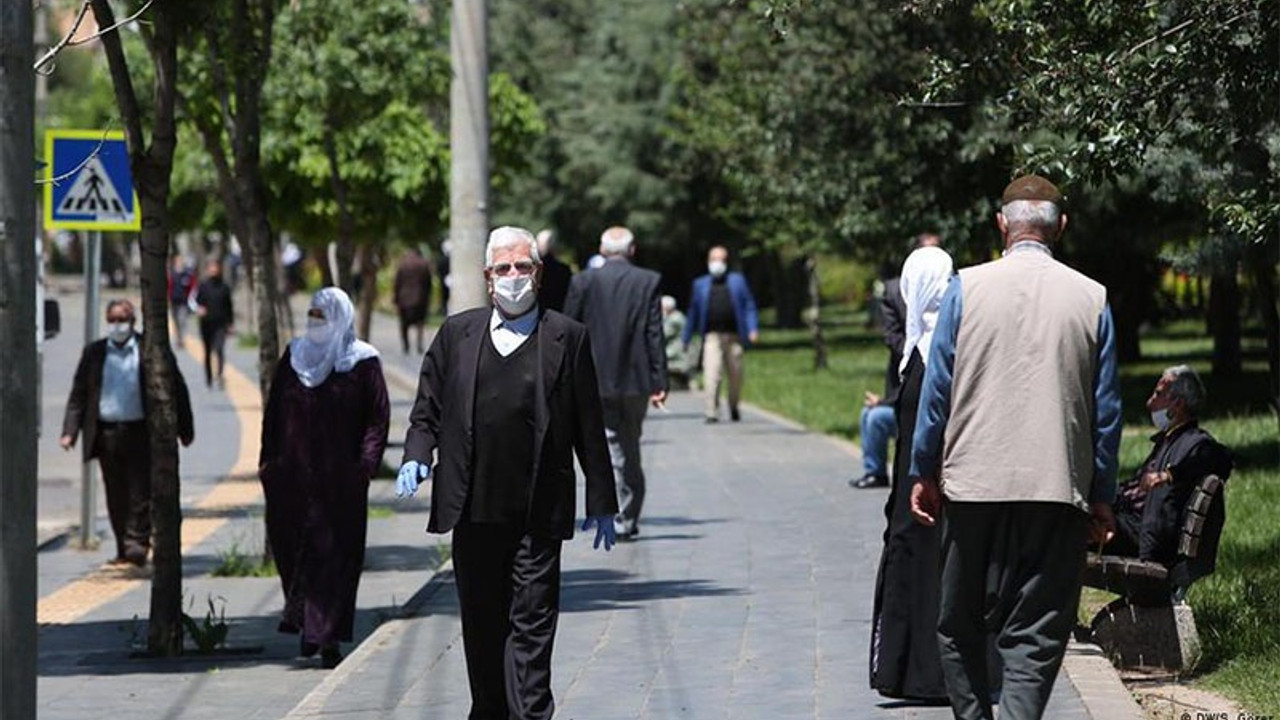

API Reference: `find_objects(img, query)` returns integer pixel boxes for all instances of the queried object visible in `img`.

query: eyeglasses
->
[489,261,537,276]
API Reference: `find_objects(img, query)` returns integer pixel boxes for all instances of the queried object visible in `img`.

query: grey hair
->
[600,226,634,256]
[1163,364,1205,415]
[661,295,677,313]
[1000,200,1061,237]
[536,229,555,255]
[485,226,541,267]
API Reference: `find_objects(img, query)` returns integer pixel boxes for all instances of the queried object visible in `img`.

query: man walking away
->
[909,175,1122,720]
[682,245,759,423]
[565,226,668,540]
[194,258,234,389]
[536,229,573,312]
[167,254,196,348]
[60,299,195,565]
[393,247,433,355]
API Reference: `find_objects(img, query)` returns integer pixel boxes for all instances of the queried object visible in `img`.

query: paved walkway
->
[34,281,1140,719]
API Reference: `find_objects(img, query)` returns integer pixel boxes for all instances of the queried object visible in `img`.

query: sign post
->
[44,130,138,550]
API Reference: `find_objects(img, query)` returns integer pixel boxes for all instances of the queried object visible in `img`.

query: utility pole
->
[448,0,489,313]
[0,0,39,717]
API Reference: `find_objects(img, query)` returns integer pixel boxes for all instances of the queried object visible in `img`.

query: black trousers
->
[201,323,228,386]
[452,521,563,720]
[94,421,151,560]
[937,502,1087,720]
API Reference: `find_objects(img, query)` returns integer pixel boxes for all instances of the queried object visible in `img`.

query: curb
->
[283,559,455,718]
[1062,641,1145,719]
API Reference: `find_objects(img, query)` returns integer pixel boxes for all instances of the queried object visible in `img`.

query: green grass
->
[210,542,278,578]
[742,305,889,441]
[743,309,1280,712]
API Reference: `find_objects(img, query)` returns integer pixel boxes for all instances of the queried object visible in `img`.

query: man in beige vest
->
[908,175,1123,720]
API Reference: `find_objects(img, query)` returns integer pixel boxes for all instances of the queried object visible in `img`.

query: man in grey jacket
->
[909,175,1123,720]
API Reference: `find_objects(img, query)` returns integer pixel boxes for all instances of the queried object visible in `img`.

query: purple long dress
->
[259,348,390,647]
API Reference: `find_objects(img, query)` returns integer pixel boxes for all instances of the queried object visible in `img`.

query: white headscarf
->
[898,246,954,377]
[290,287,380,388]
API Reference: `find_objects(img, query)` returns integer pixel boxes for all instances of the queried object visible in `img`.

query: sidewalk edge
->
[1063,639,1144,718]
[283,559,454,719]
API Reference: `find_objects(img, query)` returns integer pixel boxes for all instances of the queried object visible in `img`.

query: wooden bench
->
[1081,474,1225,671]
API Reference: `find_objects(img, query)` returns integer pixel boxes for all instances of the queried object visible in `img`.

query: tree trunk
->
[805,255,827,370]
[769,250,805,329]
[1245,238,1280,415]
[323,128,357,293]
[91,0,185,657]
[355,244,379,341]
[1208,267,1242,377]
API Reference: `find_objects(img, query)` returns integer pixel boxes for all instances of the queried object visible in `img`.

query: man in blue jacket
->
[682,245,760,423]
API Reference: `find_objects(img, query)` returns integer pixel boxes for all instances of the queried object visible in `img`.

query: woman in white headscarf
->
[259,287,389,668]
[869,244,954,702]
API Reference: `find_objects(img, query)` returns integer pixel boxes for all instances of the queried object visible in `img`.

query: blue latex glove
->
[581,516,616,551]
[396,460,430,498]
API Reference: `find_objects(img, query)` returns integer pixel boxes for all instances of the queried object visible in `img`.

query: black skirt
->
[868,349,947,701]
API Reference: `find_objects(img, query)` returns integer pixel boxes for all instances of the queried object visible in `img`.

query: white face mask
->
[107,322,133,344]
[306,316,332,344]
[1150,407,1171,431]
[492,274,536,316]
[708,260,728,278]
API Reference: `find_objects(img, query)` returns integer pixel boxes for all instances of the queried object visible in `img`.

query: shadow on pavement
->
[37,598,414,678]
[559,568,742,613]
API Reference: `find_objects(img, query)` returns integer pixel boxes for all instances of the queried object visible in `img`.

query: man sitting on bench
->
[1106,365,1233,565]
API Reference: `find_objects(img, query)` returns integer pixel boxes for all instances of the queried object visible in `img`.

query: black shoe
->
[320,645,343,669]
[730,408,741,422]
[850,474,889,489]
[300,638,319,658]
[704,416,719,424]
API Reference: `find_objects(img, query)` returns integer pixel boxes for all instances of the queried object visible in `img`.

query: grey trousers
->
[601,395,650,533]
[937,502,1088,720]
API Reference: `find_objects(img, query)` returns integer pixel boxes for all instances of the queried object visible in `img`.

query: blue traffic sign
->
[44,130,140,231]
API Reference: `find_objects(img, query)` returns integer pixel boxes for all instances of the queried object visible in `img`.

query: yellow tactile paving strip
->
[37,326,264,625]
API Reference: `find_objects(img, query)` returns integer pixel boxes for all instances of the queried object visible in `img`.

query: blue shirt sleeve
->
[1089,304,1122,504]
[909,276,962,479]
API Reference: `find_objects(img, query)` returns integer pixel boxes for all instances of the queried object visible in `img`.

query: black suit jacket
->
[403,308,616,539]
[537,255,573,312]
[62,334,195,461]
[879,277,907,404]
[563,256,667,398]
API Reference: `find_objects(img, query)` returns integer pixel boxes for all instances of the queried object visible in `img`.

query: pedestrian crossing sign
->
[43,130,141,231]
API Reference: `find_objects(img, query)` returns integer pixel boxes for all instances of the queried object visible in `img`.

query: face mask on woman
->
[306,316,333,344]
[708,260,728,277]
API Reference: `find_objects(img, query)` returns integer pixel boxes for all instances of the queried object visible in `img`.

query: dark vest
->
[707,278,736,332]
[468,332,539,524]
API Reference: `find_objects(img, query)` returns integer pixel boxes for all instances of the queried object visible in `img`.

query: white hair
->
[661,295,677,313]
[600,226,634,256]
[1163,364,1205,414]
[1000,200,1061,236]
[485,226,541,267]
[536,229,555,256]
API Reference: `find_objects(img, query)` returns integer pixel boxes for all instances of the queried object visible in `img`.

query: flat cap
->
[1001,174,1062,205]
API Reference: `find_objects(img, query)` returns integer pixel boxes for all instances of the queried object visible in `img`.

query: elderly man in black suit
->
[535,228,573,312]
[396,226,617,720]
[60,299,194,565]
[564,225,668,540]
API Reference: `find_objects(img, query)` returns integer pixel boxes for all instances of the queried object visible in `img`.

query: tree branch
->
[89,0,146,159]
[36,0,156,74]
[35,128,112,186]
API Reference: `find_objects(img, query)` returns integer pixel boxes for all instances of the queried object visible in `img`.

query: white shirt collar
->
[1003,240,1053,258]
[489,306,539,357]
[490,306,539,333]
